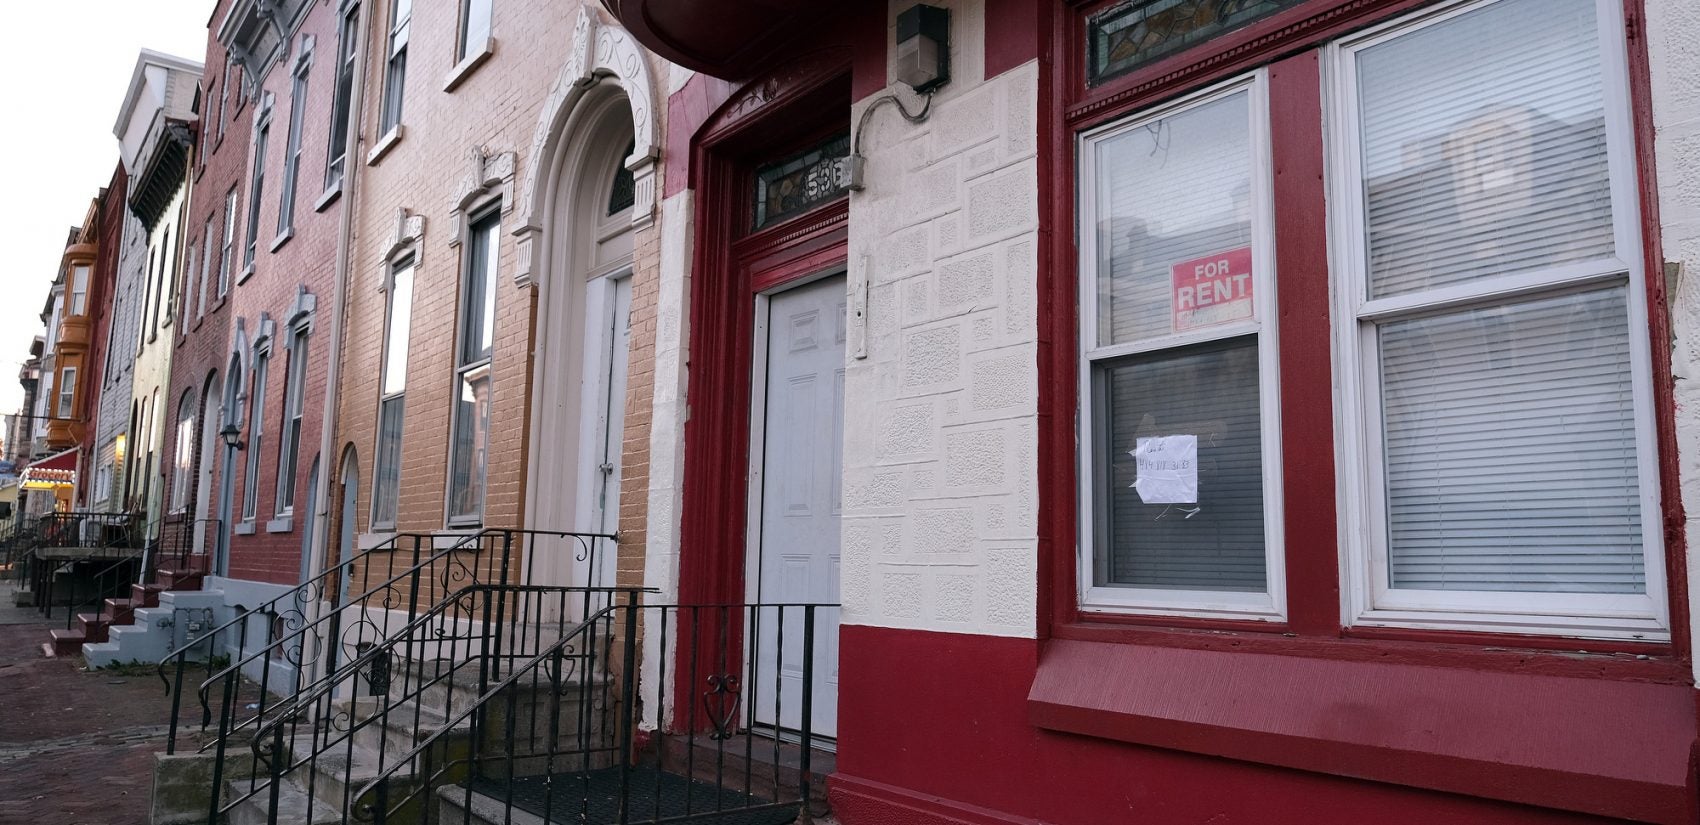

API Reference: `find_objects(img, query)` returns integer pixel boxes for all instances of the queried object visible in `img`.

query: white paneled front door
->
[750,273,844,739]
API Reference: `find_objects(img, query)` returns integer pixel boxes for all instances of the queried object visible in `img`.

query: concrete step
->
[437,784,547,825]
[225,773,341,825]
[76,612,111,644]
[104,597,136,624]
[156,568,205,591]
[130,582,167,608]
[46,628,85,657]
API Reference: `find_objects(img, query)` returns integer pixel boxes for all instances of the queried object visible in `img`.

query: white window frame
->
[445,208,499,527]
[57,367,77,420]
[1326,0,1667,641]
[326,1,360,188]
[198,217,214,317]
[171,392,195,513]
[371,257,414,530]
[380,0,410,135]
[245,112,270,267]
[220,187,238,296]
[1075,72,1287,622]
[275,327,309,516]
[277,50,311,237]
[242,347,270,523]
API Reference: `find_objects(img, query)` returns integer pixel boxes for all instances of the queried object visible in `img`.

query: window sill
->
[237,262,255,285]
[234,521,256,536]
[269,228,293,254]
[442,38,496,92]
[265,516,292,534]
[1028,635,1694,823]
[366,126,403,167]
[313,179,342,213]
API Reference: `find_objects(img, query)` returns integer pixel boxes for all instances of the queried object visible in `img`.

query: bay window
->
[1329,0,1663,638]
[447,211,498,525]
[1072,0,1664,641]
[1078,75,1285,621]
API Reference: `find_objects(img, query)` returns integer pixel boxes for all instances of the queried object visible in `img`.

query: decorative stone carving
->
[449,146,516,248]
[285,285,317,334]
[380,207,425,267]
[513,7,660,288]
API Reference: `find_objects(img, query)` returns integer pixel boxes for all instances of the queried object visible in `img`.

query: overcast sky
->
[0,2,211,419]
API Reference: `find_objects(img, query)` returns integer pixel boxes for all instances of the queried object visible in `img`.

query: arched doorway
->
[525,85,640,593]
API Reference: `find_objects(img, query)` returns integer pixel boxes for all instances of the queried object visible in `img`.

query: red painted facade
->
[77,164,130,509]
[646,0,1700,821]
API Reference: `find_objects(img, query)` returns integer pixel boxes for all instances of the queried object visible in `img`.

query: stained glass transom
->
[753,132,852,231]
[1088,0,1304,86]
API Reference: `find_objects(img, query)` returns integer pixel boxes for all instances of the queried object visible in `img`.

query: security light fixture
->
[220,423,244,451]
[895,4,950,94]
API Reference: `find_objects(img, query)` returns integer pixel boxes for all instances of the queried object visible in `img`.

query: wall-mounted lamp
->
[895,4,950,94]
[220,423,244,451]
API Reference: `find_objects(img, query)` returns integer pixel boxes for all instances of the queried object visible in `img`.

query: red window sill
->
[1028,635,1695,823]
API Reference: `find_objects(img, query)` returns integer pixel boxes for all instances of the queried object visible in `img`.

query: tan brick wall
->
[335,0,667,588]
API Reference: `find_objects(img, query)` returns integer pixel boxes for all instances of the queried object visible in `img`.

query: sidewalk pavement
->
[0,581,172,825]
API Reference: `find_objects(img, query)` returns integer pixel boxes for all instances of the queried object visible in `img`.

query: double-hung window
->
[220,187,238,295]
[276,328,309,515]
[171,392,195,513]
[372,258,414,529]
[199,218,214,316]
[326,2,360,187]
[1330,0,1664,639]
[217,59,232,143]
[1078,74,1285,620]
[69,264,89,315]
[457,0,492,62]
[57,367,77,420]
[277,58,309,236]
[380,0,410,135]
[243,351,269,523]
[245,120,269,266]
[447,211,498,525]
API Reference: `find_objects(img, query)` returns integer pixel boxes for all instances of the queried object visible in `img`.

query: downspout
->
[305,0,371,627]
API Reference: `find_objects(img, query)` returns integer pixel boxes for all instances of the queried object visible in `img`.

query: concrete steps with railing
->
[84,588,225,668]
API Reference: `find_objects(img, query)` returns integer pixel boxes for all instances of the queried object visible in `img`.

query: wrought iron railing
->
[157,529,616,756]
[241,596,837,825]
[29,511,145,624]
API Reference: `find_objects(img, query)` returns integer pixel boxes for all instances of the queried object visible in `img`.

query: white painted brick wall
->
[1644,0,1700,678]
[840,0,1039,638]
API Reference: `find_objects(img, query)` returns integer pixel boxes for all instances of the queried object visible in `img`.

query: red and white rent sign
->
[1172,246,1253,332]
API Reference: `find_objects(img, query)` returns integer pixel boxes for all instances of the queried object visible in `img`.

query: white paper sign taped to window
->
[1132,435,1198,505]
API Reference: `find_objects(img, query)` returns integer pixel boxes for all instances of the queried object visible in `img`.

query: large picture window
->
[447,211,498,525]
[1329,0,1663,638]
[372,259,414,529]
[1077,75,1285,620]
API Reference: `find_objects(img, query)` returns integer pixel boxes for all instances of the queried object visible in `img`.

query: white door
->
[582,274,631,587]
[750,273,844,739]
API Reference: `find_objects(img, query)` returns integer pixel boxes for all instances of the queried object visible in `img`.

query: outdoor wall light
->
[895,5,950,93]
[220,423,244,451]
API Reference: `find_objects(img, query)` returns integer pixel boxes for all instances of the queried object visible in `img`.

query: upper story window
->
[447,210,499,525]
[1079,75,1283,620]
[380,0,411,135]
[372,258,414,529]
[217,60,232,143]
[246,116,270,267]
[1088,0,1305,86]
[198,218,214,316]
[457,0,493,62]
[220,187,239,295]
[326,2,360,187]
[69,264,89,315]
[277,52,311,237]
[56,367,77,419]
[1072,0,1664,641]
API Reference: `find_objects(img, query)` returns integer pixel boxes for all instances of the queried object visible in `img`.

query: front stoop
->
[85,589,226,669]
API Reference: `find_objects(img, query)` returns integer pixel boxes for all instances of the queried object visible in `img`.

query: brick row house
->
[8,0,1700,822]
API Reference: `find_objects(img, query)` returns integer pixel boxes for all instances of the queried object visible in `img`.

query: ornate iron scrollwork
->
[703,673,741,741]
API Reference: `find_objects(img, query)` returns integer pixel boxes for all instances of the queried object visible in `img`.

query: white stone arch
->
[512,7,659,289]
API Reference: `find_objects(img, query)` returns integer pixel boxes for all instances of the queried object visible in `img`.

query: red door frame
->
[673,50,852,732]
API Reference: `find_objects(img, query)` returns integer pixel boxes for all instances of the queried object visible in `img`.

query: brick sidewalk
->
[0,582,175,825]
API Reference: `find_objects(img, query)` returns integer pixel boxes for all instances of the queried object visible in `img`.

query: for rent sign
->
[1172,246,1253,332]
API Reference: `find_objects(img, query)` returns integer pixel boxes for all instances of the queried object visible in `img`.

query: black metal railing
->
[29,511,144,624]
[342,598,835,825]
[157,529,616,757]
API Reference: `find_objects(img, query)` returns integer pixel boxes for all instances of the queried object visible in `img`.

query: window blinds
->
[1357,0,1614,299]
[1100,338,1267,591]
[1380,287,1644,593]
